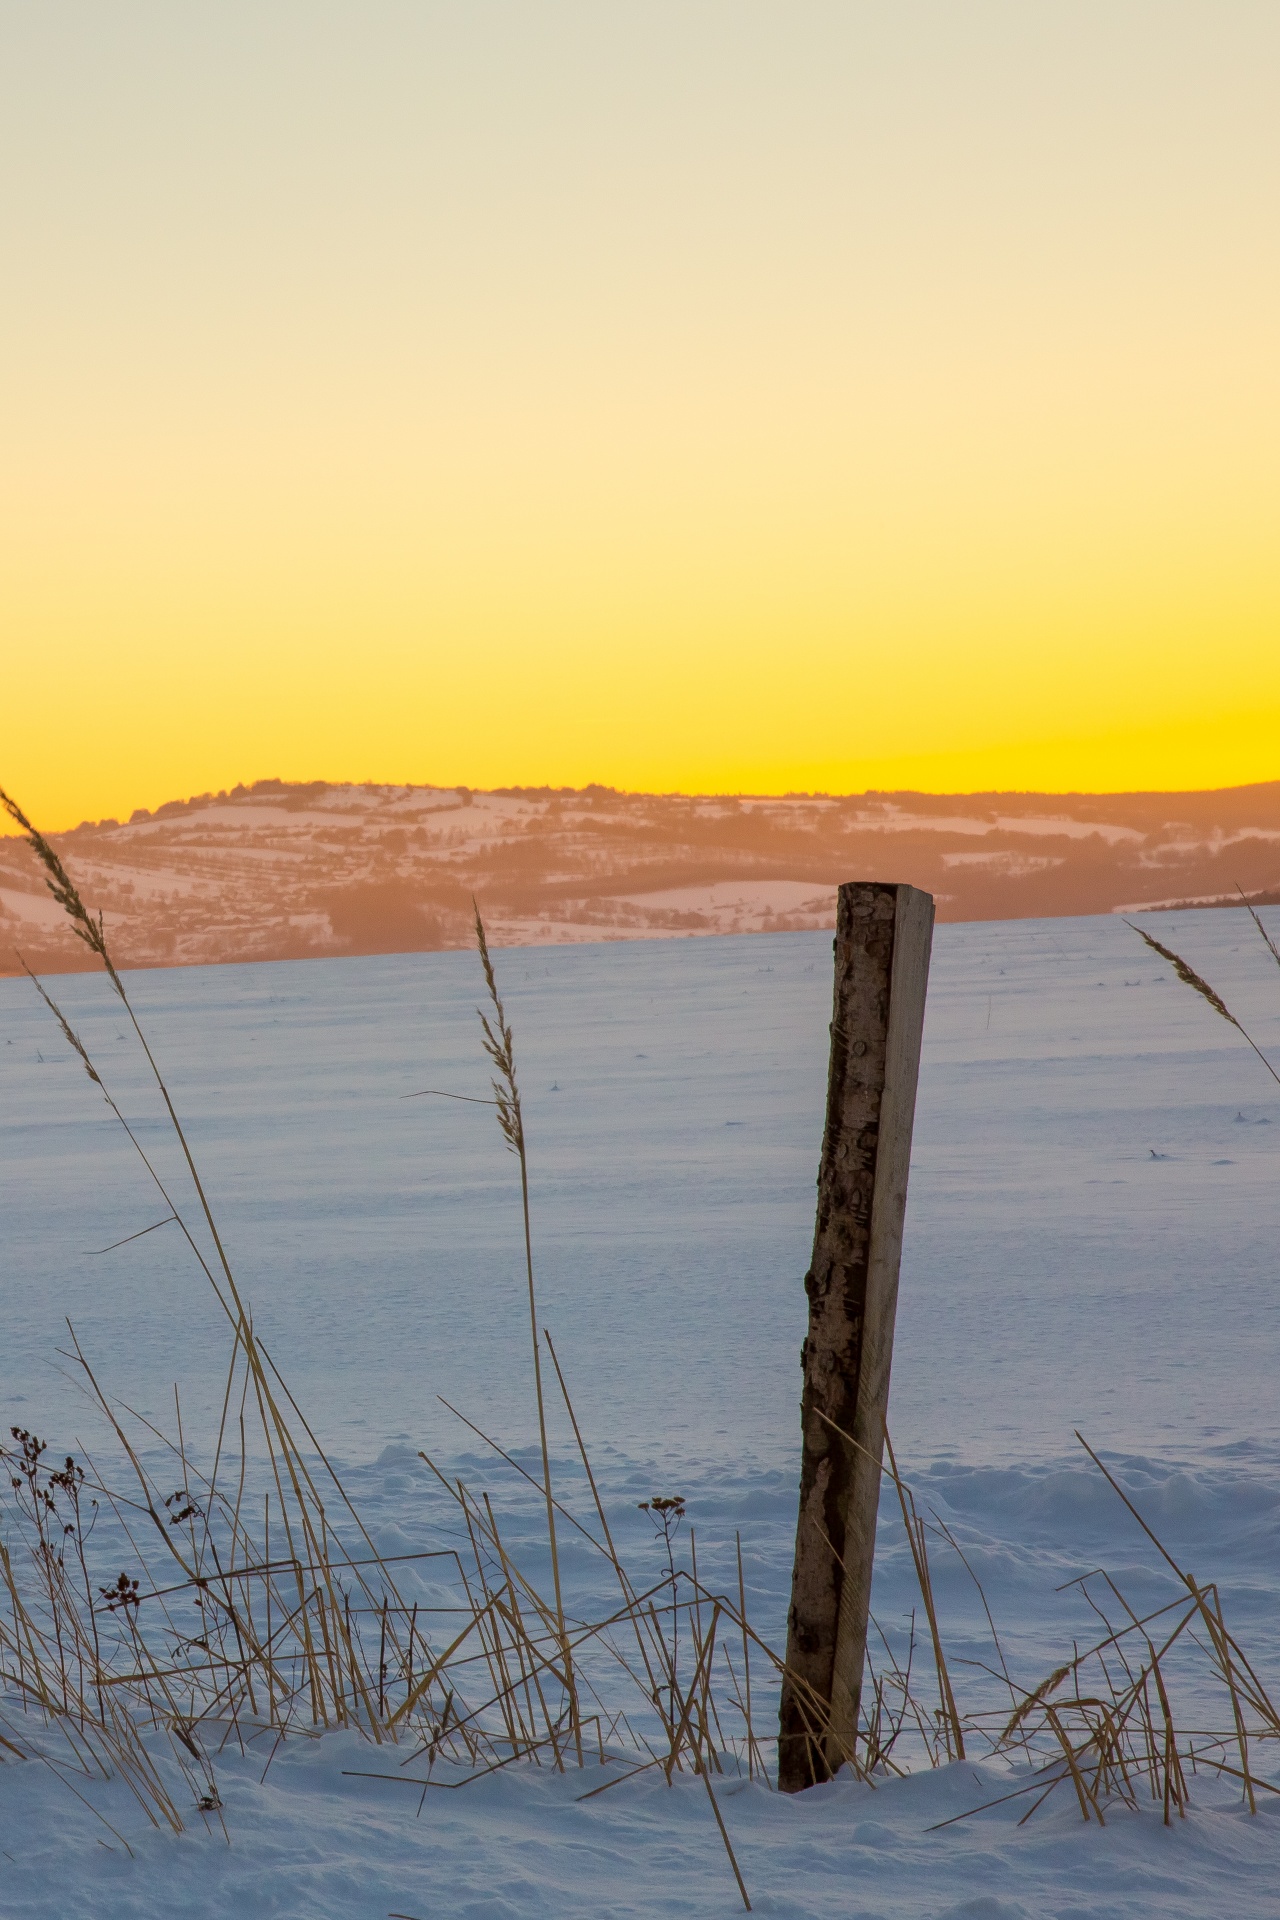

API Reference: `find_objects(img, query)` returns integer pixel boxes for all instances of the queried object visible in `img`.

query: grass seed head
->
[1125,922,1240,1027]
[0,786,117,979]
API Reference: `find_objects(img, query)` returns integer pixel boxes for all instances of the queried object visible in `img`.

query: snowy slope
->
[1,907,1278,1915]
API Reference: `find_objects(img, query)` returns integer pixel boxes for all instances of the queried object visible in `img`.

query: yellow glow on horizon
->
[1,4,1278,832]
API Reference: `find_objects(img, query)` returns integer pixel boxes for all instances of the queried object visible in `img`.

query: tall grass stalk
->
[470,906,580,1761]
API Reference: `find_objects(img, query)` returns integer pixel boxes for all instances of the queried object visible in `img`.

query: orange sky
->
[2,3,1278,832]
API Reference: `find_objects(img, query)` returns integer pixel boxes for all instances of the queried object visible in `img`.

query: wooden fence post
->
[777,881,934,1792]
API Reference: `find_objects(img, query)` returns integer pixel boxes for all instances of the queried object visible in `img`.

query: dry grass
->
[1126,914,1280,1090]
[0,788,767,1899]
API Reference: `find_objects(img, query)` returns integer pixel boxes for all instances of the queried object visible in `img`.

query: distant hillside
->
[2,778,1279,976]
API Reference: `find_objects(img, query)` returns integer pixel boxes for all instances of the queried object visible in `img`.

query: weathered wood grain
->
[778,881,934,1791]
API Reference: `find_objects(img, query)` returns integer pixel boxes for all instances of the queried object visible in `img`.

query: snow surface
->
[2,908,1279,1916]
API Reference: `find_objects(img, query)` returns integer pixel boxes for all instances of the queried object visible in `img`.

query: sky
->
[2,1,1278,831]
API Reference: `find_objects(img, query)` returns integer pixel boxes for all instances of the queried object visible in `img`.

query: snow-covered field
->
[2,908,1279,1917]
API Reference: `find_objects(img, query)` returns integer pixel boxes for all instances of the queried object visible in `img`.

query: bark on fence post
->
[777,881,935,1792]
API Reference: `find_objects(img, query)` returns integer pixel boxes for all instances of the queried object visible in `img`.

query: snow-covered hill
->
[3,778,1279,975]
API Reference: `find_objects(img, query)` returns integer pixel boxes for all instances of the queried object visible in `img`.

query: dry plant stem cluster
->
[1,787,1277,1892]
[0,791,765,1902]
[0,791,426,1765]
[843,1424,1280,1829]
[956,1435,1278,1827]
[470,905,580,1767]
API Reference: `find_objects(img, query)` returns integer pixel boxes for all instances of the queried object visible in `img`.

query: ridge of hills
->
[2,777,1279,975]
